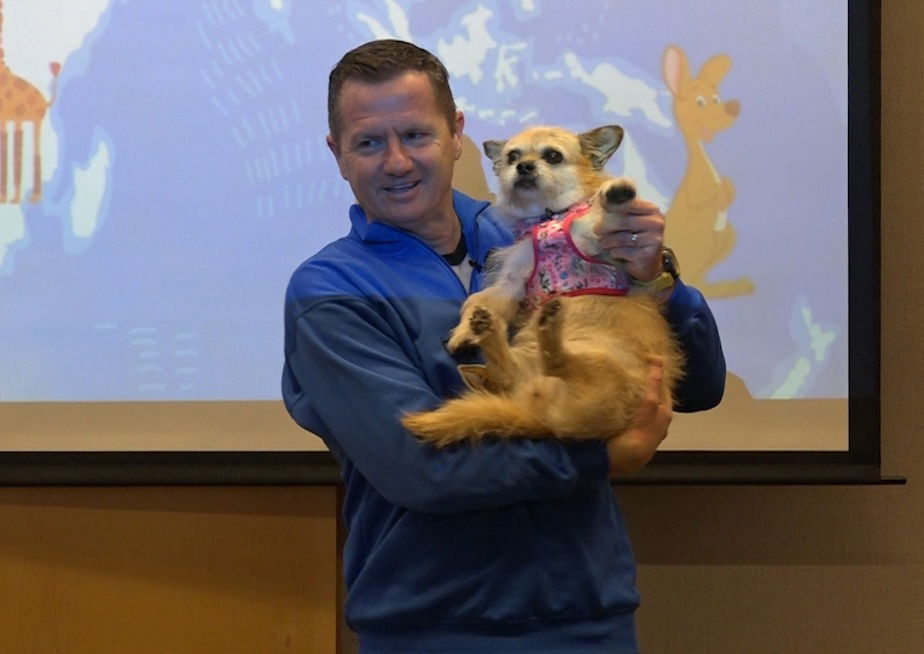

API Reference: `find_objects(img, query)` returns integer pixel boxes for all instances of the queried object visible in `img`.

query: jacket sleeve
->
[284,297,611,515]
[664,280,727,411]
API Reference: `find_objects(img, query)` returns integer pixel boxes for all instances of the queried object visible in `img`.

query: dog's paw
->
[447,306,490,353]
[600,178,637,211]
[446,326,474,355]
[538,298,563,327]
[469,306,494,336]
[536,298,562,341]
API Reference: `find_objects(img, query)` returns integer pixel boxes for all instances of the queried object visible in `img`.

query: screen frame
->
[0,0,896,487]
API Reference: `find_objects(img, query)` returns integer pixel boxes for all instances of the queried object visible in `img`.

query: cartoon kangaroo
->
[0,0,61,203]
[662,44,753,298]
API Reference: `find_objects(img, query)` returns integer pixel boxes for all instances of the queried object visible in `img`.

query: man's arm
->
[607,358,672,476]
[285,297,611,515]
[664,280,726,411]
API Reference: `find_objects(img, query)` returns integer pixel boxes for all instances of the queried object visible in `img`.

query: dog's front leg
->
[570,178,638,259]
[447,239,534,352]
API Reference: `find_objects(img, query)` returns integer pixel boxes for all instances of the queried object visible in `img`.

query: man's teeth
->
[388,182,417,191]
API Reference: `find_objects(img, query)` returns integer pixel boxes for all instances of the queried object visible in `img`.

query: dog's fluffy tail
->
[401,392,551,447]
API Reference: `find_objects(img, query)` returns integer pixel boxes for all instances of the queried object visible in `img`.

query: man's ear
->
[453,110,466,160]
[326,134,340,158]
[326,134,347,180]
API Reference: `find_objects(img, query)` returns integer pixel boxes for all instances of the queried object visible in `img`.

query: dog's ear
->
[457,364,490,392]
[482,139,507,164]
[578,125,624,170]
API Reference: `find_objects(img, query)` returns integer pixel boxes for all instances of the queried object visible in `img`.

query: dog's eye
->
[542,149,563,164]
[713,94,721,104]
[506,151,520,165]
[696,95,707,107]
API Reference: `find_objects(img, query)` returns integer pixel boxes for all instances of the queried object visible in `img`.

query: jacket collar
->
[348,190,492,247]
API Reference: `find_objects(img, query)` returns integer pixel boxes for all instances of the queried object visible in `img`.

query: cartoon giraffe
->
[662,44,753,298]
[0,0,60,204]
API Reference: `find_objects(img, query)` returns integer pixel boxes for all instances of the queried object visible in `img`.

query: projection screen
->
[0,0,880,479]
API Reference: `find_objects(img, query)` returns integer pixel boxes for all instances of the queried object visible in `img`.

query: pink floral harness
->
[512,201,631,310]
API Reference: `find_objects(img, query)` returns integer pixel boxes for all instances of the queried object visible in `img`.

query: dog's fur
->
[401,125,683,446]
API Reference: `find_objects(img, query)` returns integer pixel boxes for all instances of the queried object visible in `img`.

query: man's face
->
[327,71,464,235]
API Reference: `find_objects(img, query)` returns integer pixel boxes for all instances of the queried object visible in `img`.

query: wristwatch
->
[631,247,679,294]
[661,246,680,280]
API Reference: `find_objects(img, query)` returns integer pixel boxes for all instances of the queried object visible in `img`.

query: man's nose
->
[383,138,413,174]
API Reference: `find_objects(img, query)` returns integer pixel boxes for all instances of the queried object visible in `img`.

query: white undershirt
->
[449,258,473,292]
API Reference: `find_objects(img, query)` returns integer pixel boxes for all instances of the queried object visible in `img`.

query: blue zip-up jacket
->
[283,190,725,652]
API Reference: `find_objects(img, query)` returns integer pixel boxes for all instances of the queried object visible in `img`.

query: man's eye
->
[543,149,563,164]
[506,151,519,165]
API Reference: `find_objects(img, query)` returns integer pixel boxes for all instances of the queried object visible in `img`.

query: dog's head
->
[483,125,624,219]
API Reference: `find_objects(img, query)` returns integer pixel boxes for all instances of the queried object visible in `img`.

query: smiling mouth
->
[385,181,420,193]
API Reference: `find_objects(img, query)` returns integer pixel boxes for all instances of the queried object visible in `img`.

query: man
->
[283,39,725,653]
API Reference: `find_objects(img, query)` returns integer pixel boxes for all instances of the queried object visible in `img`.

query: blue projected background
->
[0,0,847,404]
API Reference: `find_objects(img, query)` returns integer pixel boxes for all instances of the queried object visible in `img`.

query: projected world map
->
[0,0,847,402]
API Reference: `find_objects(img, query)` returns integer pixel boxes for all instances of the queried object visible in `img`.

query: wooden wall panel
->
[0,486,337,654]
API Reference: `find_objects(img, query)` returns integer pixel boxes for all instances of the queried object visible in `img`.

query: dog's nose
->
[516,161,535,175]
[726,99,741,116]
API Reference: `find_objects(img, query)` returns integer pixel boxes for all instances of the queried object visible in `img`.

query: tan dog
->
[401,125,683,446]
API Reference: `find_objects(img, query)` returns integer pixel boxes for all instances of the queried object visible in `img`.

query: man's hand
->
[608,358,673,477]
[594,198,666,282]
